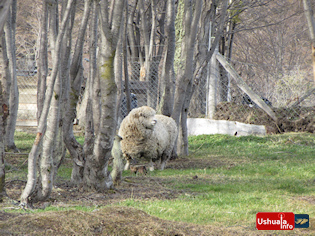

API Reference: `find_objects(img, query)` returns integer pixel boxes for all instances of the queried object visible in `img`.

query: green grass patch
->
[14,131,36,152]
[119,133,315,227]
[9,132,315,231]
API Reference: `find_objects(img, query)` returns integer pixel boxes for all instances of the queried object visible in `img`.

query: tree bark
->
[0,0,11,202]
[171,0,203,126]
[20,0,75,206]
[0,0,12,37]
[158,0,175,116]
[0,81,6,201]
[32,0,76,203]
[171,0,203,155]
[127,0,139,61]
[303,0,315,83]
[82,0,124,191]
[63,0,91,184]
[4,0,19,152]
[110,135,124,185]
[37,0,48,121]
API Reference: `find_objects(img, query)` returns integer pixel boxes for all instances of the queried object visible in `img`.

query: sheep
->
[118,106,178,171]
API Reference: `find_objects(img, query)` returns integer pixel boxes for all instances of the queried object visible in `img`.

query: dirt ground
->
[1,157,257,236]
[1,156,313,235]
[214,102,315,134]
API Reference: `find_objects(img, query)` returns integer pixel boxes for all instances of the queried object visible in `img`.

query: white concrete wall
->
[187,118,266,136]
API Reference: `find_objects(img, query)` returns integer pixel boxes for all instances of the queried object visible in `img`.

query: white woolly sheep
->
[118,106,178,171]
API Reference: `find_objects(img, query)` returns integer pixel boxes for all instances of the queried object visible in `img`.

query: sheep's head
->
[131,106,157,130]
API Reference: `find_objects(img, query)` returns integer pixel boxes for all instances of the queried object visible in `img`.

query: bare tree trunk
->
[113,2,131,127]
[114,5,125,124]
[171,0,203,155]
[37,0,48,121]
[194,0,229,84]
[83,0,124,191]
[0,33,10,125]
[82,1,98,183]
[177,79,194,155]
[35,0,61,202]
[127,0,139,61]
[20,0,75,206]
[110,135,124,185]
[33,0,76,202]
[303,0,315,83]
[172,0,203,125]
[0,0,12,37]
[139,0,159,108]
[0,82,6,201]
[89,0,101,138]
[63,0,91,184]
[0,0,11,201]
[158,0,175,116]
[4,0,19,152]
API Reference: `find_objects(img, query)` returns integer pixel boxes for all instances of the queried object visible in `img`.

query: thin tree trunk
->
[20,0,75,206]
[33,0,76,202]
[194,0,229,83]
[171,0,203,155]
[0,34,10,123]
[158,0,175,116]
[83,0,124,191]
[4,0,19,152]
[303,0,315,83]
[127,0,139,60]
[171,0,203,126]
[63,0,91,184]
[82,0,98,170]
[177,79,194,155]
[0,0,11,201]
[37,0,48,121]
[0,0,12,37]
[0,81,6,201]
[122,3,131,118]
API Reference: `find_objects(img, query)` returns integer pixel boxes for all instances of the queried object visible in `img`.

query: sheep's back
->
[155,115,178,142]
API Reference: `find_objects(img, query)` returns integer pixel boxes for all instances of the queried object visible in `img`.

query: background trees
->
[0,0,13,203]
[0,0,313,205]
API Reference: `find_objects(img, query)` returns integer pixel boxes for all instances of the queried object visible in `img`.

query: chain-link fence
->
[16,56,37,126]
[191,57,315,133]
[16,54,315,135]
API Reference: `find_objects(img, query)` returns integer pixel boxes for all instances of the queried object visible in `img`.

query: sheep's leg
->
[149,160,155,171]
[160,161,166,170]
[160,153,169,170]
[124,160,130,170]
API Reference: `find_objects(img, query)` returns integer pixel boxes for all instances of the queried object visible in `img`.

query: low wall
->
[187,118,266,136]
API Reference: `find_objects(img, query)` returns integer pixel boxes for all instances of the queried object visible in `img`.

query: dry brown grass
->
[0,206,262,236]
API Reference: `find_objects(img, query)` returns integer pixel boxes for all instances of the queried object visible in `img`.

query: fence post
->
[216,52,277,121]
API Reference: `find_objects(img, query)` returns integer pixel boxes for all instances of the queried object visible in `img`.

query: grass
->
[118,133,315,228]
[5,132,315,233]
